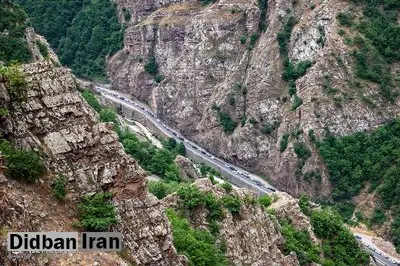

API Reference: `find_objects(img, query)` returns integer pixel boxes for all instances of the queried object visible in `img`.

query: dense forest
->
[0,0,31,64]
[318,119,400,252]
[338,0,400,102]
[14,0,124,80]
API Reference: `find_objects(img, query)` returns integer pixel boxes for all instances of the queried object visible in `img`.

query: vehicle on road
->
[178,137,184,141]
[191,145,197,150]
[210,156,215,160]
[355,235,361,239]
[224,163,230,168]
[156,119,161,123]
[172,132,177,136]
[229,166,236,171]
[269,187,276,192]
[254,180,262,187]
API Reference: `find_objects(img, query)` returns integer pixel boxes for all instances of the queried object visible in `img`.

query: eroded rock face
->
[163,178,300,265]
[108,0,400,198]
[0,61,184,265]
[174,155,200,180]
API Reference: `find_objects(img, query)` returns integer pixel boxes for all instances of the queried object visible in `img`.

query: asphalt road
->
[356,234,400,266]
[93,85,275,195]
[93,85,400,265]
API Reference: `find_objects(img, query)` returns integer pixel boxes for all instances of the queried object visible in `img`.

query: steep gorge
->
[108,0,400,200]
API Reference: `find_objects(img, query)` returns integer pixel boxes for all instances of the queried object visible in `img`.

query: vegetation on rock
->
[0,139,45,183]
[16,0,124,80]
[77,192,117,231]
[317,118,400,250]
[0,0,31,64]
[166,208,227,266]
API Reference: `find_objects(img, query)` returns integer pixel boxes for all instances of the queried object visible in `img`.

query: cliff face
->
[0,61,313,265]
[108,0,400,197]
[162,178,301,265]
[0,61,185,265]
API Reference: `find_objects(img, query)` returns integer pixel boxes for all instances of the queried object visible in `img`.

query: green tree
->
[299,194,310,216]
[4,148,46,183]
[258,195,272,208]
[77,192,117,231]
[221,194,241,214]
[81,90,102,112]
[166,208,227,266]
[0,1,32,64]
[53,174,67,201]
[99,108,117,123]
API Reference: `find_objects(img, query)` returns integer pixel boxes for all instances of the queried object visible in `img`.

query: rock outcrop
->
[174,155,200,180]
[0,61,185,265]
[163,178,300,265]
[108,0,400,198]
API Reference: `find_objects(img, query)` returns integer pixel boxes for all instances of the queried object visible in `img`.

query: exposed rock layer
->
[108,0,400,198]
[0,61,184,265]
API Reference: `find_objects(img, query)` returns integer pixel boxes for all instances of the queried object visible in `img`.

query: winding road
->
[92,85,400,266]
[93,85,276,195]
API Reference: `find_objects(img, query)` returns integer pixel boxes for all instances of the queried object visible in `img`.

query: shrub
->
[221,181,233,193]
[122,8,131,22]
[148,180,180,199]
[288,80,296,96]
[154,74,164,83]
[166,208,227,265]
[0,65,28,102]
[249,117,258,125]
[261,121,279,135]
[293,142,311,160]
[0,108,9,117]
[241,116,247,127]
[277,15,296,56]
[36,40,49,58]
[240,35,247,44]
[371,208,386,225]
[258,195,272,208]
[221,194,241,214]
[247,33,260,50]
[77,192,117,231]
[53,175,67,201]
[337,12,354,27]
[144,55,159,75]
[99,108,117,123]
[308,129,317,143]
[81,90,102,112]
[5,148,46,183]
[215,111,237,134]
[299,194,311,216]
[280,221,321,266]
[291,95,303,111]
[177,185,224,221]
[279,133,290,152]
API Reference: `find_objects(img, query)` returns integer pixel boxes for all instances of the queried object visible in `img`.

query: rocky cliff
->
[108,0,400,198]
[0,57,315,266]
[162,178,302,265]
[0,60,185,265]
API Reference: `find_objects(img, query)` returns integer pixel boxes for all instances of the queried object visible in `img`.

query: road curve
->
[93,85,400,265]
[93,85,275,195]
